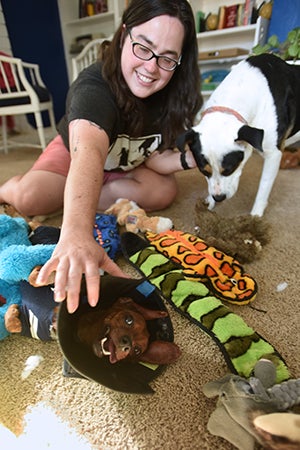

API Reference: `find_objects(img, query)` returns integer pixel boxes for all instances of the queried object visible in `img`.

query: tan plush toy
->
[105,198,173,234]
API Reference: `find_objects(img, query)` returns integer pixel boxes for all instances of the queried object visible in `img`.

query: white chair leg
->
[48,106,57,138]
[1,116,8,154]
[34,111,46,149]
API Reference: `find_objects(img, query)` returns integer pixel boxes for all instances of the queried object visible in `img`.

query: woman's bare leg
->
[0,170,66,216]
[98,166,178,211]
[1,165,177,216]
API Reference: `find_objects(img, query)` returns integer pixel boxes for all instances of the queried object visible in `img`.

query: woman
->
[0,0,202,313]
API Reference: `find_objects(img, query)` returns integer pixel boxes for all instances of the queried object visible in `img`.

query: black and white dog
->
[178,54,300,216]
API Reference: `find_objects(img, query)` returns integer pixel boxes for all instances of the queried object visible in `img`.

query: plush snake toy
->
[121,230,300,448]
[121,230,289,383]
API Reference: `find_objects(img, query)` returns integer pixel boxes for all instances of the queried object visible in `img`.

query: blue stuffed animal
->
[0,213,121,340]
[0,215,55,340]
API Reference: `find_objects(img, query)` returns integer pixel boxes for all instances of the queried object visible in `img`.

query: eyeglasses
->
[128,30,181,72]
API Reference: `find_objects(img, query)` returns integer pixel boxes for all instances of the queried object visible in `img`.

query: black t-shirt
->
[57,62,166,171]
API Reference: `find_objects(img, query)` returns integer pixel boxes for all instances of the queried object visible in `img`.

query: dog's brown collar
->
[202,106,247,124]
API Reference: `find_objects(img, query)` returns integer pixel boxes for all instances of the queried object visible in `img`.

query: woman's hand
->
[145,147,197,173]
[36,231,127,313]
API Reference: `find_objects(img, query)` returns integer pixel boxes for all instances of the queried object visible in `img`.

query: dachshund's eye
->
[133,346,142,356]
[125,315,134,326]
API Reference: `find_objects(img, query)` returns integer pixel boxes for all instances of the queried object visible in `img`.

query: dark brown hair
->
[101,0,202,148]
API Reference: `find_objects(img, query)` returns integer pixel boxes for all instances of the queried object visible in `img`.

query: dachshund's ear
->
[235,125,264,151]
[133,303,169,321]
[139,341,181,365]
[118,297,169,321]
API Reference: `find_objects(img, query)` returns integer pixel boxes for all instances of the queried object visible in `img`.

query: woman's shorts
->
[31,134,128,184]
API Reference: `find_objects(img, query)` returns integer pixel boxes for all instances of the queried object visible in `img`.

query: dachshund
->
[5,266,181,365]
[76,296,181,365]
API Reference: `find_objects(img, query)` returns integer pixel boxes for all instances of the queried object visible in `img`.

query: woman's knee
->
[13,173,65,215]
[139,172,178,211]
[13,187,45,215]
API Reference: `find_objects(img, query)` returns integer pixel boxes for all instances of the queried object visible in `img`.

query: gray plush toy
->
[203,359,300,450]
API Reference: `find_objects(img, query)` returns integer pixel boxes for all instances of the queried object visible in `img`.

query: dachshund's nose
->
[121,335,132,353]
[213,194,226,202]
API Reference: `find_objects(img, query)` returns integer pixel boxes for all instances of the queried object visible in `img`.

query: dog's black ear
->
[176,129,203,169]
[235,125,264,151]
[176,129,198,152]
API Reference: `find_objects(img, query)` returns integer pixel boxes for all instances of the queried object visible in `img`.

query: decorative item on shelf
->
[69,34,92,55]
[196,11,206,33]
[252,27,300,61]
[205,13,219,31]
[257,0,273,20]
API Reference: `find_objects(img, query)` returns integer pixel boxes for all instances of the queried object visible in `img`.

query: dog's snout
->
[213,194,226,203]
[121,335,131,352]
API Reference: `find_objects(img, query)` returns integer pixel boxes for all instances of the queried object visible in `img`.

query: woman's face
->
[121,15,184,98]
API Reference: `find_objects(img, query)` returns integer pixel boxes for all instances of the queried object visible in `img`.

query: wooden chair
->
[71,37,112,81]
[0,53,56,153]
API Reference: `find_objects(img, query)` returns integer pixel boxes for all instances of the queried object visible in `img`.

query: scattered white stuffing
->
[21,354,44,380]
[276,282,288,292]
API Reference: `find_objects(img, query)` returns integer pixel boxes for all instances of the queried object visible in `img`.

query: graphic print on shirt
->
[105,133,162,171]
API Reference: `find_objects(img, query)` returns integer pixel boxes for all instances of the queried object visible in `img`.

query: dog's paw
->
[250,205,265,217]
[205,195,215,211]
[5,304,22,333]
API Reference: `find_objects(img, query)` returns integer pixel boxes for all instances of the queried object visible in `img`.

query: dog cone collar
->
[57,275,175,394]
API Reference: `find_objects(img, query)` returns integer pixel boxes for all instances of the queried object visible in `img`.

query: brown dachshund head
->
[77,297,181,365]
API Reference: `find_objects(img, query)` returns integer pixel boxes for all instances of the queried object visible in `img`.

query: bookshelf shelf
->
[58,0,125,80]
[197,23,256,39]
[200,54,247,66]
[66,12,115,27]
[197,15,269,100]
[197,17,269,54]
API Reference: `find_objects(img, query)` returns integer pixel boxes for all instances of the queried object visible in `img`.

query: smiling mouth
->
[136,71,154,84]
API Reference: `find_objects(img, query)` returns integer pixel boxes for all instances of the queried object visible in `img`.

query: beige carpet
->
[0,143,299,450]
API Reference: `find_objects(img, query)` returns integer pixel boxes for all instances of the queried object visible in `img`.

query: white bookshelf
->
[58,0,125,80]
[58,0,269,87]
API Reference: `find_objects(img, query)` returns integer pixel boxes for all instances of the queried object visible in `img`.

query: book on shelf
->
[79,0,108,18]
[224,4,238,28]
[217,2,256,30]
[218,4,240,29]
[243,0,255,25]
[217,6,226,29]
[237,3,245,26]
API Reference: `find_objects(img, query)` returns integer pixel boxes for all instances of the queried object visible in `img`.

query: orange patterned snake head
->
[145,230,257,305]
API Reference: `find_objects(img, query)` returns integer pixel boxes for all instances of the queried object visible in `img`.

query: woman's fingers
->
[35,247,129,314]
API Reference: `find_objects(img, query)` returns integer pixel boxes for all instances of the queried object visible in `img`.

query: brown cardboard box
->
[198,48,248,60]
